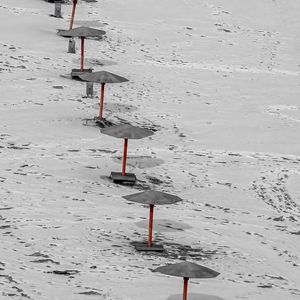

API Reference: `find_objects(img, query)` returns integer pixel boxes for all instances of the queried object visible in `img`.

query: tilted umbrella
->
[154,262,220,300]
[69,0,78,30]
[123,191,182,252]
[79,71,129,120]
[101,124,153,184]
[58,26,106,72]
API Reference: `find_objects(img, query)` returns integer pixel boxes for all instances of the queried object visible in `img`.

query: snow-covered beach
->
[0,0,300,299]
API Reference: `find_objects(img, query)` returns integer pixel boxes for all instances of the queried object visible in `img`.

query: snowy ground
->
[0,0,299,299]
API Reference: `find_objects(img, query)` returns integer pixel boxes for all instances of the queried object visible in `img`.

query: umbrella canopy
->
[153,262,220,279]
[58,26,106,38]
[123,191,182,205]
[101,124,153,140]
[79,71,129,84]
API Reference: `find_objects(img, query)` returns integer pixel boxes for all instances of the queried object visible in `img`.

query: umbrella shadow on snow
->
[113,116,163,133]
[86,58,117,67]
[133,239,217,260]
[82,117,115,128]
[105,102,138,113]
[104,175,172,190]
[135,219,192,232]
[71,58,116,67]
[132,218,217,260]
[89,102,138,114]
[167,294,226,300]
[112,156,164,169]
[74,20,106,28]
[138,121,162,133]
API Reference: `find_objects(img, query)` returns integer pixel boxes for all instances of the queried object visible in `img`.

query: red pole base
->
[122,138,128,176]
[99,83,105,119]
[80,37,84,71]
[183,277,189,300]
[148,204,154,248]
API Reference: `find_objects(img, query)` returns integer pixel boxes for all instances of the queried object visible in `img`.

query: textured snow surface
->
[0,0,299,299]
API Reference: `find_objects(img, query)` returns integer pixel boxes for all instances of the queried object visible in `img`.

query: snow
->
[0,0,299,299]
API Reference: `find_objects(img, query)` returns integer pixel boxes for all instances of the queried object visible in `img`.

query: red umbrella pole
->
[148,204,154,247]
[80,37,85,71]
[99,83,105,119]
[69,0,77,30]
[183,277,189,300]
[122,138,128,176]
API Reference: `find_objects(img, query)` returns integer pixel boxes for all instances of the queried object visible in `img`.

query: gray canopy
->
[153,262,220,279]
[101,124,153,140]
[58,26,106,38]
[123,191,182,205]
[79,71,129,84]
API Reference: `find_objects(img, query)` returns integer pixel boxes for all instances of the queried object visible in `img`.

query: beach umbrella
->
[79,71,129,120]
[69,0,77,30]
[153,262,220,300]
[123,191,182,251]
[101,124,153,183]
[58,26,106,72]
